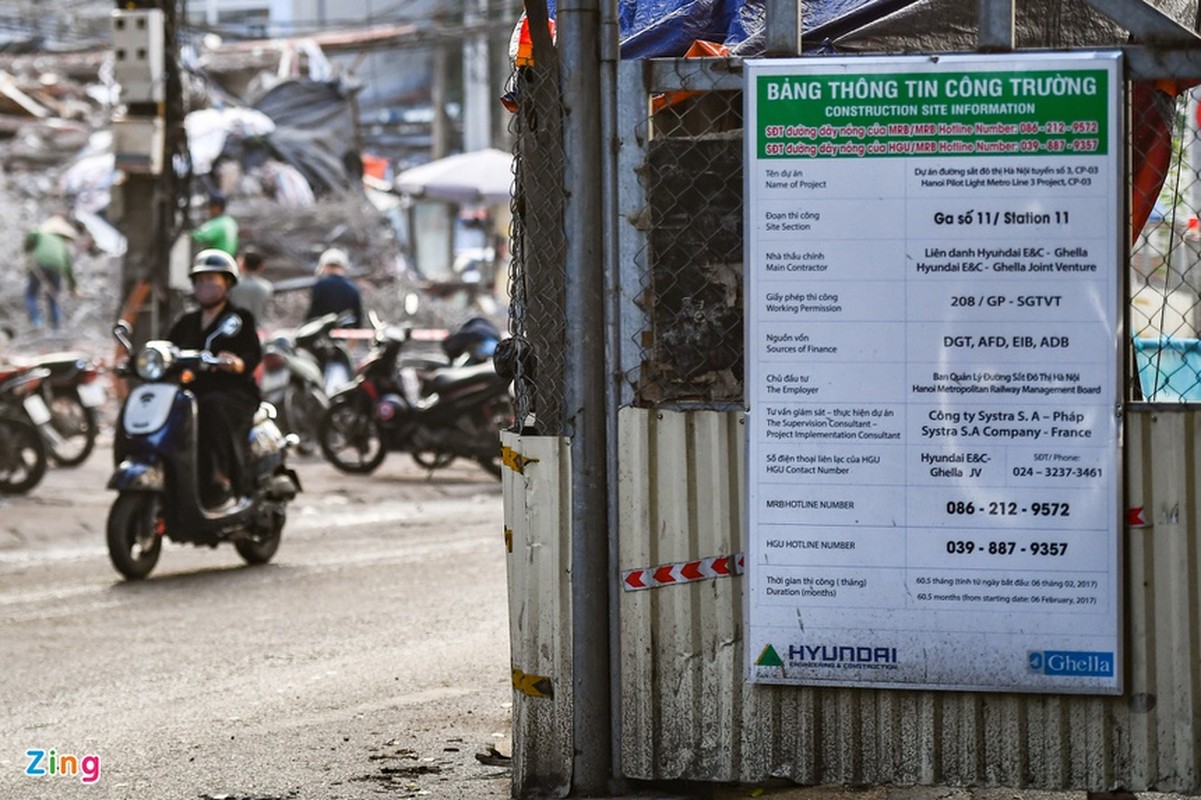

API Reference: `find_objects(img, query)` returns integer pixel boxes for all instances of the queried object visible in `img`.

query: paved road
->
[5,442,1192,800]
[0,440,512,799]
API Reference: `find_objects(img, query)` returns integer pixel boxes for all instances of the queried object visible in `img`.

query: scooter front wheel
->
[107,493,164,580]
[236,507,284,565]
[318,397,387,474]
[0,414,48,494]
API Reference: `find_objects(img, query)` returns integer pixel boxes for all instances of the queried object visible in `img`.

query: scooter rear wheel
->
[47,391,98,467]
[0,415,48,494]
[282,381,327,456]
[412,451,456,471]
[107,493,163,580]
[318,396,387,474]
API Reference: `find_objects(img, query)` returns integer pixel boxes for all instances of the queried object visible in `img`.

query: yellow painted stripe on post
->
[512,668,554,698]
[502,445,539,474]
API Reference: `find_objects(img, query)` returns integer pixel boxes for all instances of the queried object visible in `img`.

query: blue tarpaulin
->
[533,0,919,58]
[617,0,763,58]
[531,0,1191,59]
[536,0,767,58]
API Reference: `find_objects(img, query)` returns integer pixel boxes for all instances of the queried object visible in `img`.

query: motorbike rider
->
[168,249,262,508]
[305,247,364,328]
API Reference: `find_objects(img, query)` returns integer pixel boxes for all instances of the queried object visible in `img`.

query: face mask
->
[193,280,226,309]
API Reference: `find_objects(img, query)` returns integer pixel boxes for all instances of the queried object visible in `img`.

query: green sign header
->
[756,69,1109,159]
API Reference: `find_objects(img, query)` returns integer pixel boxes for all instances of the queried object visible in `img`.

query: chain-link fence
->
[506,21,569,435]
[625,68,744,408]
[1131,85,1201,402]
[507,50,1201,418]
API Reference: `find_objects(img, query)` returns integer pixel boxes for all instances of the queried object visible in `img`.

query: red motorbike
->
[21,352,107,466]
[317,313,513,478]
[0,365,51,493]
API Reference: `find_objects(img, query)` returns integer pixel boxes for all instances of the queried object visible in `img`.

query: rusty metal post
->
[559,0,611,793]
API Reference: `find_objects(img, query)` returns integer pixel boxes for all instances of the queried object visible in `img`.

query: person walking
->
[23,215,78,331]
[191,192,238,256]
[305,247,364,328]
[229,247,273,326]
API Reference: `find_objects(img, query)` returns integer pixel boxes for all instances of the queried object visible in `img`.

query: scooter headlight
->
[135,343,175,381]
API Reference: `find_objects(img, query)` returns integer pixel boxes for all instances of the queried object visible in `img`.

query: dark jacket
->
[305,274,363,328]
[167,306,262,400]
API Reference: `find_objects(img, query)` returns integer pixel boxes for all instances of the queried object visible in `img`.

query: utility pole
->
[109,0,186,344]
[431,42,451,159]
[462,0,491,152]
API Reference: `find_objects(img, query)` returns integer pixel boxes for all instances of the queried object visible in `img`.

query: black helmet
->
[189,249,240,284]
[493,335,533,384]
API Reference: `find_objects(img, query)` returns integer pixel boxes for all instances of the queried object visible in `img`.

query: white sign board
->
[745,53,1123,693]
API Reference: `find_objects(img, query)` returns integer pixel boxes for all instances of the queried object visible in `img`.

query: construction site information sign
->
[744,52,1122,693]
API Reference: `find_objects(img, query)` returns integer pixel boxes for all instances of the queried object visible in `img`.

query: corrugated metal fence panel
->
[1125,410,1201,790]
[616,408,1201,792]
[618,407,747,780]
[502,431,574,796]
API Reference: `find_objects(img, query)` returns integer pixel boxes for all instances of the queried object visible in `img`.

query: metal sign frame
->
[744,51,1124,693]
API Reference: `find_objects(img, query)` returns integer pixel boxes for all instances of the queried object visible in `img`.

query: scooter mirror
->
[113,320,134,354]
[219,314,243,338]
[204,313,243,351]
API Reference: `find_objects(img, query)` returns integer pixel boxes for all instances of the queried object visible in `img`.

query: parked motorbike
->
[22,351,107,466]
[258,334,329,455]
[0,366,50,494]
[105,318,302,580]
[394,316,503,403]
[317,312,513,479]
[293,311,356,396]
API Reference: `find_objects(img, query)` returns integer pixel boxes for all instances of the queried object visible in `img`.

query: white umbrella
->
[394,148,514,205]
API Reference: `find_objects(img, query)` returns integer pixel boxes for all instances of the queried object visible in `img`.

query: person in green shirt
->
[24,215,78,330]
[192,192,238,256]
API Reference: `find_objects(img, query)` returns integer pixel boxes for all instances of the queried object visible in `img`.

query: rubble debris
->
[0,15,506,361]
[474,743,511,767]
[0,69,51,118]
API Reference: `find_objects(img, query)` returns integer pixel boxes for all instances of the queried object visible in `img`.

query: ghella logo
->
[1028,650,1114,677]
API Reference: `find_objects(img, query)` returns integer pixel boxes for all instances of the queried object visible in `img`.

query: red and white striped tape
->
[331,327,450,341]
[622,553,745,592]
